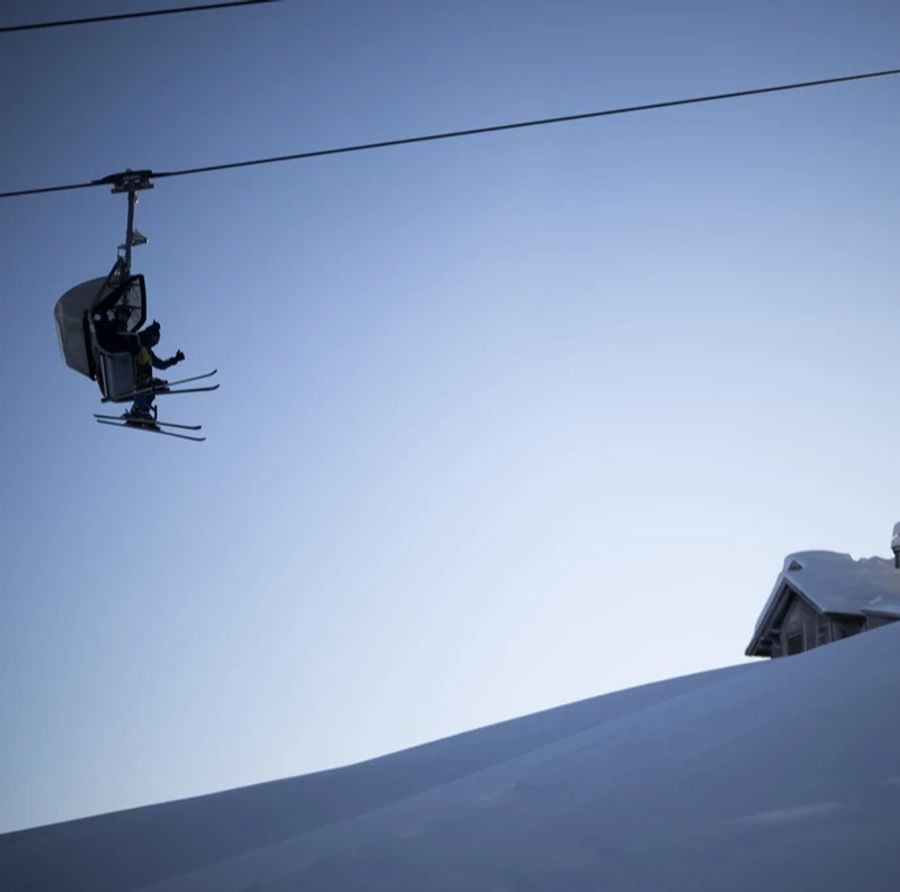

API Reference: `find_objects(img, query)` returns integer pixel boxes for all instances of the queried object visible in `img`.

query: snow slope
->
[3,625,900,891]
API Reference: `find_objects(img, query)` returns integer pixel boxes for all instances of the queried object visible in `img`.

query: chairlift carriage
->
[53,170,218,442]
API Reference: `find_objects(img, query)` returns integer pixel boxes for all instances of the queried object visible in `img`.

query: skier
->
[127,320,185,421]
[94,303,134,354]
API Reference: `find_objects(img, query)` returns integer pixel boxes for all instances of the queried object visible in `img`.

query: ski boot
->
[123,405,158,428]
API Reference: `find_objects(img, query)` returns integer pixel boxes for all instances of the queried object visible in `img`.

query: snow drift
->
[3,624,900,891]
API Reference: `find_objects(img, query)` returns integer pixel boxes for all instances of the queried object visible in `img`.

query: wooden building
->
[746,550,900,659]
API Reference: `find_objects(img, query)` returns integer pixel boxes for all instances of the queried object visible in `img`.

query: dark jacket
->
[135,345,179,382]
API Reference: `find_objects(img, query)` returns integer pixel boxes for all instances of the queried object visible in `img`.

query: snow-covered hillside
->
[3,625,900,891]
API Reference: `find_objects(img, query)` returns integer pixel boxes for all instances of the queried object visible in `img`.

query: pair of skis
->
[95,369,218,442]
[101,368,220,403]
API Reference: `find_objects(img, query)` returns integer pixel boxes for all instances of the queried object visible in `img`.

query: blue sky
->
[1,0,899,833]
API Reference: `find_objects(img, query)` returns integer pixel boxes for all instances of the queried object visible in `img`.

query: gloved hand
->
[174,349,185,363]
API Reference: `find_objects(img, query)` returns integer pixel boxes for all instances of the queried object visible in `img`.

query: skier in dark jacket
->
[127,320,185,420]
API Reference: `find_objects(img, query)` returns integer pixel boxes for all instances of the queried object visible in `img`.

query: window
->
[867,616,895,631]
[786,630,805,655]
[833,620,863,641]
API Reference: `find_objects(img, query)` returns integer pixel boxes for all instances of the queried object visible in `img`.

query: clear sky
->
[1,0,899,835]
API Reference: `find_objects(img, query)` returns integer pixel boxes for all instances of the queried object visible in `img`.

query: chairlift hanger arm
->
[89,170,156,271]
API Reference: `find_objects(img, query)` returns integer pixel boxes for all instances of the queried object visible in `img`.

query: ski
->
[94,413,202,431]
[96,419,206,442]
[153,368,218,389]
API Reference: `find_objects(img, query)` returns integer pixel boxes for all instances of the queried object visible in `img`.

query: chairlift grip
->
[94,169,155,194]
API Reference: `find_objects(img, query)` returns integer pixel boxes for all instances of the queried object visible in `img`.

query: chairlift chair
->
[52,170,218,441]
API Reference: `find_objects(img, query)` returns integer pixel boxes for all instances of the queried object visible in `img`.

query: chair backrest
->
[55,276,110,379]
[95,347,138,402]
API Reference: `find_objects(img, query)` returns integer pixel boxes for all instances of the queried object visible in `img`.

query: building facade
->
[746,550,900,659]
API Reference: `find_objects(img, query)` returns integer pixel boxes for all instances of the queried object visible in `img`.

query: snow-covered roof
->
[751,550,900,646]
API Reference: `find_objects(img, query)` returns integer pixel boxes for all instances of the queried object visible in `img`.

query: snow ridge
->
[4,626,900,891]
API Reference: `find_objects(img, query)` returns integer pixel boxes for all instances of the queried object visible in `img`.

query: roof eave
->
[746,576,792,656]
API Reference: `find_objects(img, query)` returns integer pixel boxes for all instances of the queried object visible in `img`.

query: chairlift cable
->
[153,66,900,181]
[2,65,899,199]
[0,0,277,34]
